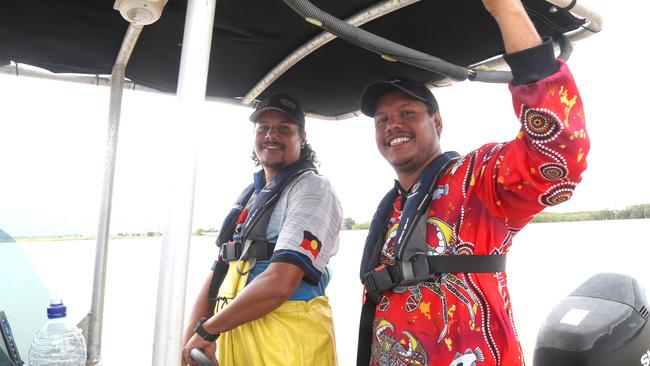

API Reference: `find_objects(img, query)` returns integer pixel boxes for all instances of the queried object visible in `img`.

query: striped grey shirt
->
[266,171,342,277]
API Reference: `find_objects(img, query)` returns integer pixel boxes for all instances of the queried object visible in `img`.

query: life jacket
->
[356,151,507,366]
[208,159,317,301]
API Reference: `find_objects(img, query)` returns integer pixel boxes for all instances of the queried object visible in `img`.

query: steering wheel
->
[190,348,217,366]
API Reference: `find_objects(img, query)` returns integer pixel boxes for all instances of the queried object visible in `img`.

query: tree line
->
[532,203,650,223]
[341,203,650,230]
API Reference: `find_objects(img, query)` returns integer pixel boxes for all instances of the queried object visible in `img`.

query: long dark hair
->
[251,142,318,166]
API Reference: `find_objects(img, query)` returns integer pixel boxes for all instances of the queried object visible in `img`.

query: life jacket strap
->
[208,259,230,302]
[363,254,507,296]
[221,240,276,261]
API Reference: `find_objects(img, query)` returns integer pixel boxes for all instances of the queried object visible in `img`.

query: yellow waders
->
[215,260,338,366]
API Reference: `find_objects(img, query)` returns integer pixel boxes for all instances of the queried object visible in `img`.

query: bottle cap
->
[47,297,67,319]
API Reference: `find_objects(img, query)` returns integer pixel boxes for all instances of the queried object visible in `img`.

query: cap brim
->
[249,106,300,124]
[359,81,428,117]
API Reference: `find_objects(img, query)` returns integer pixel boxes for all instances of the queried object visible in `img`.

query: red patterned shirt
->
[370,61,589,366]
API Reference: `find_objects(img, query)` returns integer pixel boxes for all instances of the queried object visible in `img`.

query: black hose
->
[282,0,572,84]
[469,68,513,84]
[282,0,469,81]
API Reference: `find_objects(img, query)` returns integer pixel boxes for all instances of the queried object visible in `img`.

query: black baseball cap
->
[360,77,439,117]
[249,94,305,128]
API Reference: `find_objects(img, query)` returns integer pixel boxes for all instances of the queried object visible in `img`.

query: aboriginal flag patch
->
[300,231,322,259]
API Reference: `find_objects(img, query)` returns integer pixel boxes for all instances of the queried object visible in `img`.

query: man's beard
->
[260,158,287,169]
[258,142,287,169]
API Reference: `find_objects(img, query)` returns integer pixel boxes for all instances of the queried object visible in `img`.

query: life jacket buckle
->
[364,265,399,295]
[222,241,243,261]
[221,240,275,261]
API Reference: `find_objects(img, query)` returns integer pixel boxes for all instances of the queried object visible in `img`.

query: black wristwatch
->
[194,318,220,342]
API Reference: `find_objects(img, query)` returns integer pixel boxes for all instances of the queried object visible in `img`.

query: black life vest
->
[356,152,507,366]
[208,159,317,302]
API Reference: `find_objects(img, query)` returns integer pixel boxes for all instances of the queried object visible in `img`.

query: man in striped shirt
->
[183,94,342,366]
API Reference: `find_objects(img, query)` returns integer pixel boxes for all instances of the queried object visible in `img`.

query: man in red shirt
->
[357,0,589,365]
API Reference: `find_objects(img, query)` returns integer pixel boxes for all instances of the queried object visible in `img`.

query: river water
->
[2,219,648,365]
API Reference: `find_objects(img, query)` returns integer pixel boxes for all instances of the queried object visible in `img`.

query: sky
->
[1,0,649,237]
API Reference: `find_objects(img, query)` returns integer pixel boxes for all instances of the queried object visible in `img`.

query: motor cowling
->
[534,273,650,366]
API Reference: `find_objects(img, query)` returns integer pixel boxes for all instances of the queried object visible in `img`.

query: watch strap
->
[194,318,220,342]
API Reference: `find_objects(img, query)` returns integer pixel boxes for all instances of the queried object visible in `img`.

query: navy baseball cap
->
[249,94,305,128]
[360,77,439,117]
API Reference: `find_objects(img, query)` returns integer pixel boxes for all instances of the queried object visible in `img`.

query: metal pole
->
[86,24,143,366]
[151,0,217,364]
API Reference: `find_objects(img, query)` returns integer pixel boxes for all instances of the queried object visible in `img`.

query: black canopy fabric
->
[0,0,584,118]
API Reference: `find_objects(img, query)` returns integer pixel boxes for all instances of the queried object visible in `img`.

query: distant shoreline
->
[343,203,650,230]
[8,204,649,240]
[13,232,218,243]
[531,203,649,223]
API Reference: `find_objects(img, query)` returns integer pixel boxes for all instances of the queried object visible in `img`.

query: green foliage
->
[352,222,370,230]
[195,228,205,236]
[533,203,650,223]
[343,217,356,230]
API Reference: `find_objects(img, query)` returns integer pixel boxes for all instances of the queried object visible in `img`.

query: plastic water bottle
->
[28,297,87,366]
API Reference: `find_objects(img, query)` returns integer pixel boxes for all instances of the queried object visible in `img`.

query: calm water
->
[2,219,649,365]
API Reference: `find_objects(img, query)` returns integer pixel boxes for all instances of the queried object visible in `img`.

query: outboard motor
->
[534,273,650,366]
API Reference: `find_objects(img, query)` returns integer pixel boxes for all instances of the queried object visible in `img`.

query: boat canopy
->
[0,0,591,119]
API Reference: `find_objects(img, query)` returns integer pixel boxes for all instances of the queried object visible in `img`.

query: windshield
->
[0,230,50,363]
